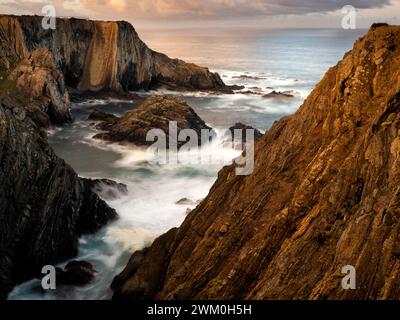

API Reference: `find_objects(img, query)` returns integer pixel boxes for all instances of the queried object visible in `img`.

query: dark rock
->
[70,89,142,103]
[226,85,245,91]
[371,22,389,29]
[88,109,119,123]
[176,198,196,206]
[232,75,266,81]
[227,123,263,142]
[84,178,129,201]
[57,261,96,286]
[263,90,294,99]
[0,96,117,299]
[94,95,214,147]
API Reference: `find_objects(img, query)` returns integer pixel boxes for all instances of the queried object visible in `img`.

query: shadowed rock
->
[93,95,214,147]
[0,96,117,299]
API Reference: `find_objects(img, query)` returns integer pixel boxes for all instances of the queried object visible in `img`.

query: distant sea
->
[9,28,367,300]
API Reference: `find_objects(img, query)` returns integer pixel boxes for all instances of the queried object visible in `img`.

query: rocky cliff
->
[0,15,227,94]
[0,95,117,299]
[113,24,400,300]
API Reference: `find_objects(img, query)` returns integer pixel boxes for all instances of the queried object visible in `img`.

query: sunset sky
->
[0,0,399,30]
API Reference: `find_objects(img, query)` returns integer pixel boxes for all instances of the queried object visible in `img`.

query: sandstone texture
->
[113,25,400,300]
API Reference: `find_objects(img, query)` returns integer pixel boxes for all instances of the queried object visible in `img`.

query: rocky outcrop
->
[227,123,263,142]
[0,15,229,94]
[263,90,294,99]
[113,25,400,300]
[83,178,129,201]
[0,96,117,299]
[93,95,213,147]
[9,48,71,124]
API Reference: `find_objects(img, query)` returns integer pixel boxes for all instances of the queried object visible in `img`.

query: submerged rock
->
[93,95,213,147]
[113,25,400,300]
[176,198,196,206]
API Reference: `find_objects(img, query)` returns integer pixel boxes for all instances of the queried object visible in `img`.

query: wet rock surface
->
[0,96,117,299]
[56,261,96,286]
[93,95,213,147]
[113,25,400,300]
[227,123,263,142]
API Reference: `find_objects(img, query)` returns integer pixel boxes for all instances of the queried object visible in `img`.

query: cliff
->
[113,25,400,300]
[0,15,227,93]
[0,95,117,299]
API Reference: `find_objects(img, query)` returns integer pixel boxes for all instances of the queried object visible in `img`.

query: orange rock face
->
[113,25,400,300]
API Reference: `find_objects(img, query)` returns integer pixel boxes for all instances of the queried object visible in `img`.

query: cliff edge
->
[113,24,400,300]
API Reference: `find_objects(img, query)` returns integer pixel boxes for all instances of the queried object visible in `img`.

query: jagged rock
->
[9,48,72,125]
[113,25,400,300]
[83,178,129,201]
[0,96,117,299]
[227,123,263,142]
[56,261,96,286]
[263,90,294,99]
[94,95,213,147]
[0,15,229,94]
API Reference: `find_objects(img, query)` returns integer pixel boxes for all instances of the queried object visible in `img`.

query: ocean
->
[9,28,366,300]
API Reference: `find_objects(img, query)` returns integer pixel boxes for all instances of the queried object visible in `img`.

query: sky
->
[0,0,399,30]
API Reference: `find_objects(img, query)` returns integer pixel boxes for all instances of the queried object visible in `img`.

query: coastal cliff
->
[0,95,117,299]
[0,15,227,93]
[113,25,400,300]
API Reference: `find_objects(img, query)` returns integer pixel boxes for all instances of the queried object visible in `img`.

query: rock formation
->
[92,95,213,147]
[263,90,294,99]
[113,25,400,300]
[227,123,263,142]
[0,95,117,299]
[9,48,71,125]
[0,15,228,94]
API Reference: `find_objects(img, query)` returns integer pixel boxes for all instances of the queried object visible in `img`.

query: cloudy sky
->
[0,0,399,29]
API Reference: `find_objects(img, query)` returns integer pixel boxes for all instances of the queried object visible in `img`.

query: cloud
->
[0,0,394,20]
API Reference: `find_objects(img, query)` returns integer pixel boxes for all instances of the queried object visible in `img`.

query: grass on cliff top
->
[0,67,28,105]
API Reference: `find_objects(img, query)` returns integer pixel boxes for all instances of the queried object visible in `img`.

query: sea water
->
[9,28,366,300]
